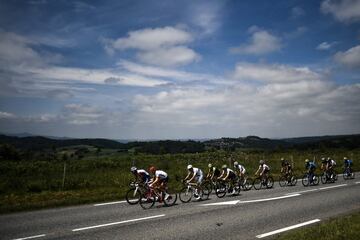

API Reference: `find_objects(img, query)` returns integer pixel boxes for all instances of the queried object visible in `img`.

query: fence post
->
[62,162,66,190]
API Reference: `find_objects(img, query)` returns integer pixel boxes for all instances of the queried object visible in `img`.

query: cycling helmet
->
[149,166,156,173]
[344,157,347,160]
[187,164,193,170]
[281,158,284,161]
[305,159,309,163]
[259,160,264,165]
[130,166,137,172]
[234,161,239,166]
[208,163,212,168]
[222,164,227,169]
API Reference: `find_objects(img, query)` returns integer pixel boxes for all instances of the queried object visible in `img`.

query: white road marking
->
[319,184,347,190]
[93,201,127,206]
[355,181,360,184]
[12,234,46,240]
[72,214,165,232]
[238,194,300,203]
[285,189,319,195]
[201,200,240,206]
[256,219,320,238]
[201,194,300,206]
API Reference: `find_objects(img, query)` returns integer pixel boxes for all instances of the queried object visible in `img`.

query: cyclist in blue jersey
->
[130,166,150,184]
[305,159,316,182]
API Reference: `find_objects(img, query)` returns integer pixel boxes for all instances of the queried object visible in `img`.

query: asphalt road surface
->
[1,175,359,240]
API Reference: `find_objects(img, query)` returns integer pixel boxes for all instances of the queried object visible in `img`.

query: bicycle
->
[125,181,148,205]
[237,175,253,191]
[343,166,355,180]
[302,172,319,186]
[202,177,219,195]
[179,181,210,202]
[321,170,337,184]
[253,174,274,190]
[278,173,297,187]
[139,186,177,209]
[215,179,240,198]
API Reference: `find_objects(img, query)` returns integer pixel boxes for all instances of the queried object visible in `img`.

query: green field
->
[0,147,359,213]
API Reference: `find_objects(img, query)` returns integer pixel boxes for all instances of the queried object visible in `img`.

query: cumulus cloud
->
[321,0,360,23]
[190,1,222,35]
[334,45,360,68]
[104,26,200,66]
[230,26,282,55]
[129,62,360,138]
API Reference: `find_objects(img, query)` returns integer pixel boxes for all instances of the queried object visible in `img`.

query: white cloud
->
[128,62,360,138]
[111,26,193,51]
[190,1,222,35]
[105,26,200,67]
[334,45,360,68]
[230,27,282,55]
[321,0,360,23]
[233,63,323,83]
[0,111,16,119]
[316,41,337,50]
[136,46,200,67]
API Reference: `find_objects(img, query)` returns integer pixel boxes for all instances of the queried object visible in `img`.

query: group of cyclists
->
[129,156,354,202]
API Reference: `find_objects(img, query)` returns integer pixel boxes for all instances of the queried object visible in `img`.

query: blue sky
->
[0,0,359,139]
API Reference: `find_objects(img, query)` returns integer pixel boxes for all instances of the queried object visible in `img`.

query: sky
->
[0,0,359,139]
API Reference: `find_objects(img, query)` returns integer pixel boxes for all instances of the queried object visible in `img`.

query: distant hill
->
[0,135,125,151]
[0,134,359,155]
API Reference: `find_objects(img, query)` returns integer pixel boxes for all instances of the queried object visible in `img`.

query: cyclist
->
[130,166,151,185]
[184,165,204,185]
[280,158,292,182]
[233,161,246,179]
[344,157,353,176]
[148,166,169,200]
[326,157,337,179]
[206,163,221,180]
[305,159,316,182]
[255,160,270,182]
[218,164,237,194]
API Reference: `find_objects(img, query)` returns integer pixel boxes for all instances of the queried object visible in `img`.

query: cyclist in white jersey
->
[218,164,237,194]
[255,160,270,180]
[149,166,170,199]
[184,165,204,185]
[233,161,246,179]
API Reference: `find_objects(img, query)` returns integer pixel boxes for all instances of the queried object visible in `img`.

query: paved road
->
[1,175,359,240]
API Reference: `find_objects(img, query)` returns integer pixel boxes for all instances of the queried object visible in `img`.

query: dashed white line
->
[93,201,127,206]
[238,194,300,203]
[285,189,319,195]
[319,184,347,190]
[72,214,165,232]
[201,194,300,206]
[355,181,360,184]
[256,219,320,238]
[12,234,46,240]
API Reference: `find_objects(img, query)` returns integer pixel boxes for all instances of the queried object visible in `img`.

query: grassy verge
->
[273,210,360,240]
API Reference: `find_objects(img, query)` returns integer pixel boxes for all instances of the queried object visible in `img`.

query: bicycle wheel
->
[321,172,327,184]
[202,181,213,195]
[243,177,253,191]
[179,187,193,203]
[125,188,141,205]
[343,170,350,180]
[302,174,309,187]
[163,190,177,206]
[201,184,211,200]
[253,177,262,190]
[279,176,287,187]
[266,177,274,189]
[313,175,319,185]
[139,194,155,209]
[233,182,241,195]
[290,175,297,186]
[215,182,227,198]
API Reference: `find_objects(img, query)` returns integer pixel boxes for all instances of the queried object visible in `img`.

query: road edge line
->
[12,234,46,240]
[256,219,320,238]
